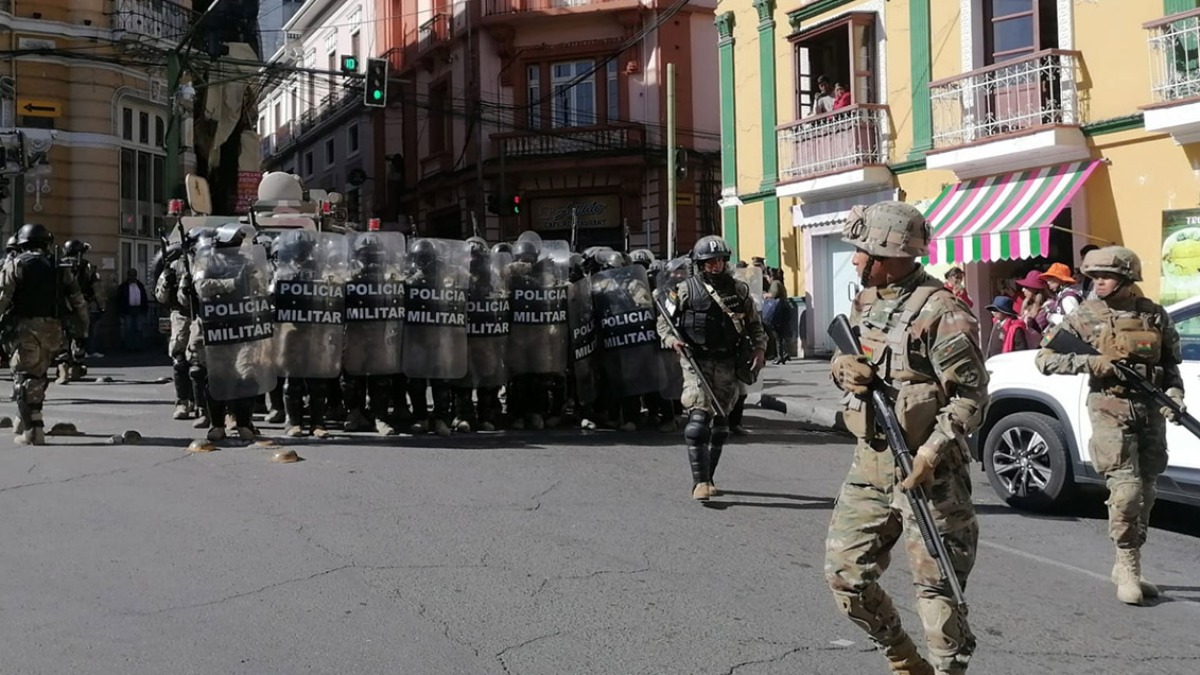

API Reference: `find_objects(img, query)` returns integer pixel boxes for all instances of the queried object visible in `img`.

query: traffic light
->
[364,58,388,108]
[509,194,521,216]
[340,55,359,74]
[674,146,688,179]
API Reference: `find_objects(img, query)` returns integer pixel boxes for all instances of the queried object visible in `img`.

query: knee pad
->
[11,374,27,402]
[1108,479,1143,521]
[173,357,190,374]
[684,409,712,445]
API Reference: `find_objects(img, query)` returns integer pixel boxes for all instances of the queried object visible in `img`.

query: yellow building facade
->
[716,0,1200,353]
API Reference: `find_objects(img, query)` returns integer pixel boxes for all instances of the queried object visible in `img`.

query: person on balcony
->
[813,75,835,115]
[832,82,851,110]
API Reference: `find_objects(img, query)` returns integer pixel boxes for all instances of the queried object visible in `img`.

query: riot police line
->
[154,222,765,444]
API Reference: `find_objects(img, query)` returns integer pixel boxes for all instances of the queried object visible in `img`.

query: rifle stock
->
[1046,329,1200,440]
[827,314,968,607]
[653,290,728,419]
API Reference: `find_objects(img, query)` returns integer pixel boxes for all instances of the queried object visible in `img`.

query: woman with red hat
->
[1039,262,1082,326]
[1014,269,1050,337]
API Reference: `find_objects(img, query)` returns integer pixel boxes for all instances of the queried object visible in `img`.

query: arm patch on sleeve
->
[930,331,987,389]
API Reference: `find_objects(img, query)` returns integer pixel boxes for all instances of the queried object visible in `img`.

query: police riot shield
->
[194,239,277,401]
[507,247,569,375]
[733,265,765,311]
[271,230,348,379]
[459,250,511,388]
[402,238,469,380]
[591,265,665,397]
[568,277,598,404]
[516,230,543,248]
[344,231,406,376]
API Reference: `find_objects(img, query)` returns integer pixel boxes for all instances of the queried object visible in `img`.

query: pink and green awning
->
[923,160,1102,265]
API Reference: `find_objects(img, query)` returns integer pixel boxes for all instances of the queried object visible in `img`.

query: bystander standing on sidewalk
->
[117,269,149,352]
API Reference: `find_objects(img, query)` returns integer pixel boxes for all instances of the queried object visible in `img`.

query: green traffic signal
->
[373,90,382,100]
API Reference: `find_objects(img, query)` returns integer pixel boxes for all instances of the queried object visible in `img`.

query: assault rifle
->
[827,314,968,607]
[653,290,728,419]
[1046,329,1200,440]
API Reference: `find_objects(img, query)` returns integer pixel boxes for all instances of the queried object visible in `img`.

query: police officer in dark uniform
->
[0,224,89,445]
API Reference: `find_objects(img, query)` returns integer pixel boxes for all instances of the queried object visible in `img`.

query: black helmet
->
[491,242,512,256]
[63,239,90,257]
[277,231,317,262]
[16,223,52,251]
[692,235,732,262]
[598,250,628,270]
[629,249,655,268]
[185,226,217,248]
[214,223,250,248]
[5,235,18,253]
[409,238,438,268]
[466,236,488,258]
[512,240,539,264]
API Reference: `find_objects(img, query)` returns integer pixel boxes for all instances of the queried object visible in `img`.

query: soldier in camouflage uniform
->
[55,239,102,384]
[1035,246,1184,606]
[155,241,195,420]
[826,202,987,675]
[656,235,766,501]
[0,224,89,445]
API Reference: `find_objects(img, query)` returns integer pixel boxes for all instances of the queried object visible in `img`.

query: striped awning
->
[923,160,1103,265]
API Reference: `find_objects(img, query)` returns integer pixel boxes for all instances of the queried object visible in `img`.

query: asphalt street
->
[0,364,1197,675]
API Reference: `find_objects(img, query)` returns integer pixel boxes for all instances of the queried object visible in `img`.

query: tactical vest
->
[1095,298,1163,367]
[843,282,949,446]
[679,275,740,355]
[12,252,60,319]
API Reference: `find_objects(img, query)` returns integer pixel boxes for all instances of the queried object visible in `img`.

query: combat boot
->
[173,400,191,420]
[13,427,44,446]
[265,409,286,424]
[312,426,330,439]
[375,418,397,436]
[453,418,471,433]
[434,419,451,437]
[1112,548,1145,605]
[343,408,372,432]
[206,426,226,442]
[192,415,210,429]
[236,426,257,441]
[691,482,713,500]
[1112,548,1158,601]
[885,636,934,675]
[55,364,70,385]
[528,414,544,430]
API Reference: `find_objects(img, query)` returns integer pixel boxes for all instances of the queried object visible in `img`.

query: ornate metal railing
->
[776,104,889,181]
[929,50,1080,149]
[418,13,450,52]
[484,0,620,14]
[111,0,194,43]
[1146,8,1200,104]
[492,123,645,157]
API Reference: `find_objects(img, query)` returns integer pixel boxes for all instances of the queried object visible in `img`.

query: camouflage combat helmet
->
[842,201,930,258]
[1081,245,1142,282]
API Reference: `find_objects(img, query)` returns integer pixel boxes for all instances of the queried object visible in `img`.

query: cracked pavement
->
[0,365,1197,674]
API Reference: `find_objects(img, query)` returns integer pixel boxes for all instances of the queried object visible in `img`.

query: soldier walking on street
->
[656,235,766,501]
[56,239,102,384]
[1036,246,1185,606]
[155,241,195,419]
[0,224,89,445]
[826,202,987,675]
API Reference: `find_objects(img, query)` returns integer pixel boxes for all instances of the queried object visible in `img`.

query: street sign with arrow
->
[18,99,61,118]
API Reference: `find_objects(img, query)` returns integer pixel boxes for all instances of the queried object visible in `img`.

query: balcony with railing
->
[483,0,639,21]
[419,13,451,53]
[775,104,891,199]
[1143,9,1200,144]
[926,50,1089,178]
[111,0,194,45]
[491,122,646,158]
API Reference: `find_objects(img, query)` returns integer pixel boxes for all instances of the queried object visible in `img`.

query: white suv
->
[970,296,1200,511]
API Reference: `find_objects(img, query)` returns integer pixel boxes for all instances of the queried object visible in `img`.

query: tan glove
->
[832,354,874,394]
[900,446,937,493]
[1090,355,1118,378]
[1162,387,1186,424]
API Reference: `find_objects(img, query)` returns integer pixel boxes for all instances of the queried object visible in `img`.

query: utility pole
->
[164,0,228,204]
[666,62,677,259]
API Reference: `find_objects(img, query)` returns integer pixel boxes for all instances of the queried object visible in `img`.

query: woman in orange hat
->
[1039,262,1082,326]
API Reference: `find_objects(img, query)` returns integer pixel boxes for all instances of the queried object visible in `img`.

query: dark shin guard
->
[683,409,712,485]
[710,415,729,480]
[306,378,328,427]
[365,375,392,421]
[432,381,453,423]
[407,378,429,419]
[283,377,306,426]
[189,365,210,423]
[172,359,192,402]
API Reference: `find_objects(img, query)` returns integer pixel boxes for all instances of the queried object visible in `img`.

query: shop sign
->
[1161,209,1200,305]
[529,195,620,231]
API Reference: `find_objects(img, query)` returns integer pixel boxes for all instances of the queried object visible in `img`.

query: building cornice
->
[714,11,735,40]
[0,15,113,42]
[786,0,856,28]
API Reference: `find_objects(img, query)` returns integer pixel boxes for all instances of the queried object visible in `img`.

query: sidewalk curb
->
[758,394,847,433]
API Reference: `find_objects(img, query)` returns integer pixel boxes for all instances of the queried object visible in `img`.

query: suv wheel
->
[983,411,1075,512]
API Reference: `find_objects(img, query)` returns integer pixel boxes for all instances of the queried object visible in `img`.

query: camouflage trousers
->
[1086,391,1168,549]
[825,440,978,674]
[680,355,739,417]
[168,310,190,362]
[186,318,205,367]
[8,318,65,428]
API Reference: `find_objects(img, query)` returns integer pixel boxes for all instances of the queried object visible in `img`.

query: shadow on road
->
[975,486,1200,539]
[700,490,836,511]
